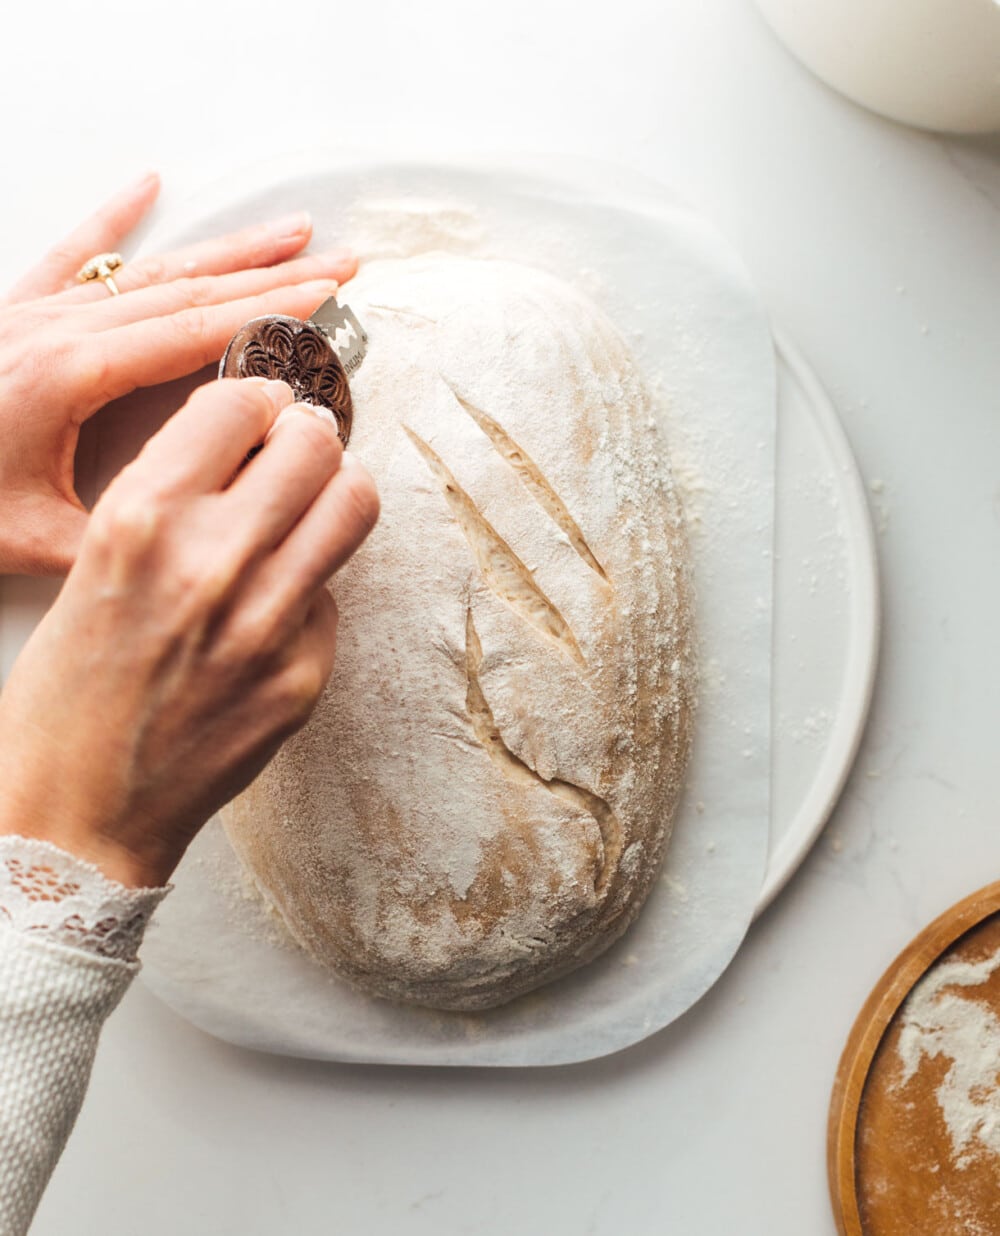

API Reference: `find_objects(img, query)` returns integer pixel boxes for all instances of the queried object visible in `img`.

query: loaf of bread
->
[222,254,696,1011]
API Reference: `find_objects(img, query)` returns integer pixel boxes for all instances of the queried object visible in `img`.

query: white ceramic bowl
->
[755,0,1000,133]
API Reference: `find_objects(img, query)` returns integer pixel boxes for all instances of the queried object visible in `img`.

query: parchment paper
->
[113,157,776,1066]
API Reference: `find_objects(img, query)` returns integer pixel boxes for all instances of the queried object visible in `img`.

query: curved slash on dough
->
[464,608,622,894]
[443,381,609,583]
[404,424,585,667]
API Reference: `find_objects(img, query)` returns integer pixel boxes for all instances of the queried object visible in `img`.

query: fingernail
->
[339,450,359,470]
[304,403,339,429]
[244,377,293,406]
[266,210,312,241]
[293,401,342,434]
[264,402,341,441]
[264,406,306,442]
[118,170,159,199]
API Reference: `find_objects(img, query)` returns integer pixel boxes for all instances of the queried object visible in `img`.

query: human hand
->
[0,171,356,576]
[0,378,379,888]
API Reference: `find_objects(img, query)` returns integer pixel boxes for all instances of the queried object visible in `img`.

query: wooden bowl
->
[829,881,1000,1235]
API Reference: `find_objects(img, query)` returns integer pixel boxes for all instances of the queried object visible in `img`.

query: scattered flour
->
[346,197,488,261]
[896,946,1000,1169]
[868,477,891,535]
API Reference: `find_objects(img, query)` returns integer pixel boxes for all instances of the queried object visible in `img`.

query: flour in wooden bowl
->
[897,947,1000,1168]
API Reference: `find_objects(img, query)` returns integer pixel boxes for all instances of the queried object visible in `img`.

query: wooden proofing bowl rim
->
[827,879,1000,1235]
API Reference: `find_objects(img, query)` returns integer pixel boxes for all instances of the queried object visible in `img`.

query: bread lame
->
[218,296,369,447]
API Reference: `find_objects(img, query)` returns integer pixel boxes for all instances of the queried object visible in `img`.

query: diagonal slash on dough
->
[403,425,585,666]
[464,608,622,894]
[442,381,609,583]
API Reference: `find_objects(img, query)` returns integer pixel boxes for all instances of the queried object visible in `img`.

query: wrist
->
[0,790,174,891]
[0,823,172,891]
[0,719,177,889]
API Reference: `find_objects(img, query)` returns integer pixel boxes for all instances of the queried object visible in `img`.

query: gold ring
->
[77,252,124,296]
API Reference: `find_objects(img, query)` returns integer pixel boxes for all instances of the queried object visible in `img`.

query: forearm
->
[0,837,166,1236]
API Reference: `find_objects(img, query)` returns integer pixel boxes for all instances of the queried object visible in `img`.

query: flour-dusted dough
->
[222,254,696,1011]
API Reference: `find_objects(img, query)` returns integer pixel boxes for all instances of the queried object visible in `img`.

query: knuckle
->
[275,657,327,728]
[164,273,212,311]
[170,304,212,359]
[46,242,81,277]
[70,342,114,404]
[184,276,215,307]
[340,467,381,535]
[231,605,285,667]
[90,483,168,556]
[306,587,339,644]
[318,588,339,629]
[226,606,332,733]
[135,255,166,288]
[171,273,215,309]
[171,543,239,613]
[196,555,243,608]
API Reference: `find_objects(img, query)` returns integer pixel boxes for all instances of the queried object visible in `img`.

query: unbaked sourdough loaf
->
[222,253,696,1011]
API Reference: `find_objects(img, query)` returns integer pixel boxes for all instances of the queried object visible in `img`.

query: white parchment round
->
[122,157,775,1066]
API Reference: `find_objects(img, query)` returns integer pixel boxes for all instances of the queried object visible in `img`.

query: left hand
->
[0,170,356,576]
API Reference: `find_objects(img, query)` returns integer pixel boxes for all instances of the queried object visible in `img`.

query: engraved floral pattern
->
[259,319,295,364]
[294,330,330,373]
[240,342,274,380]
[223,316,353,445]
[317,361,350,409]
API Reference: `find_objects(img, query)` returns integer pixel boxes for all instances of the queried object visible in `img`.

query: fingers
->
[56,211,336,305]
[76,279,342,413]
[6,172,161,303]
[302,587,339,682]
[210,449,370,721]
[303,589,340,706]
[224,404,345,550]
[74,249,356,329]
[128,379,294,496]
[251,450,380,619]
[270,588,341,737]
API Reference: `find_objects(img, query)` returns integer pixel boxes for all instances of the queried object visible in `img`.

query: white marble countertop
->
[2,1,999,1232]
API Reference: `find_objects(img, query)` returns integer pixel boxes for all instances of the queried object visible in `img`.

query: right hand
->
[0,377,380,888]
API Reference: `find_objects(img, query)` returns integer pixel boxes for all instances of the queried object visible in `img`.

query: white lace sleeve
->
[0,835,167,963]
[0,835,170,1236]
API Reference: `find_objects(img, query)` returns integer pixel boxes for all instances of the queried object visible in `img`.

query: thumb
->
[0,495,89,577]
